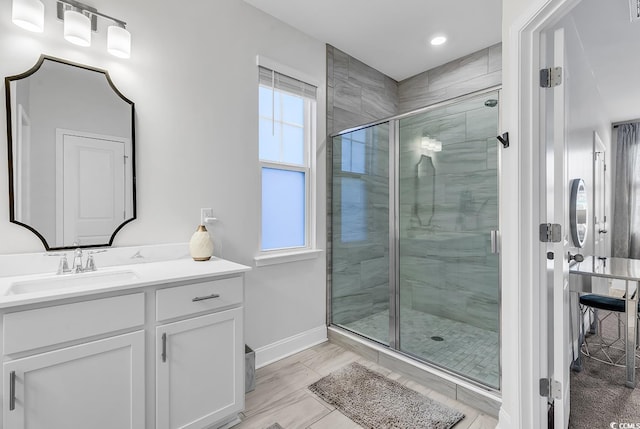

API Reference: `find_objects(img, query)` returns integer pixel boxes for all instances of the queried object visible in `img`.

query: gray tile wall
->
[327,45,397,332]
[398,43,502,114]
[327,45,399,135]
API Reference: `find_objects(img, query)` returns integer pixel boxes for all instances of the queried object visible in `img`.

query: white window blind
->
[258,64,317,252]
[258,66,317,100]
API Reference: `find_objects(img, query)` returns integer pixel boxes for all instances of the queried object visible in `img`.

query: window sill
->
[254,249,324,267]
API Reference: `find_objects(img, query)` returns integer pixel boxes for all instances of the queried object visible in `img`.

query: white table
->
[570,256,640,388]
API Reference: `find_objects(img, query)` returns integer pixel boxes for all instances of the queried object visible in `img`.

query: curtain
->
[612,122,640,259]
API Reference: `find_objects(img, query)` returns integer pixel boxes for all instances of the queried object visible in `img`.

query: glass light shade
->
[63,10,91,47]
[107,26,131,59]
[12,0,44,33]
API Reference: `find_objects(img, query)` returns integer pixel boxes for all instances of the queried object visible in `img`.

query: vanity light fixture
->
[11,0,45,33]
[11,0,131,58]
[58,0,131,57]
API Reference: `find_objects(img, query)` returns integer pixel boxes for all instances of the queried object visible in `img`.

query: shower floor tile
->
[342,308,500,388]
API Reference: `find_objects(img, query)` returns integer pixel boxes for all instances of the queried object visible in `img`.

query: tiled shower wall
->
[326,45,398,329]
[398,43,502,114]
[327,45,399,135]
[328,43,502,333]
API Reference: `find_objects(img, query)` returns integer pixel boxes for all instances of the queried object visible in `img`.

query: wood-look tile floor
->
[235,341,498,429]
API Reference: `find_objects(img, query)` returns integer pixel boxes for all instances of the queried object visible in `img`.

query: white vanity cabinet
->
[155,277,245,429]
[0,261,247,429]
[1,293,146,429]
[3,331,145,429]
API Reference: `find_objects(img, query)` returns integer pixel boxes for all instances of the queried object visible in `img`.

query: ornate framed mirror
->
[5,55,136,250]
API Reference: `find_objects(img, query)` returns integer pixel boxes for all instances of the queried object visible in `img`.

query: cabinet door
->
[3,330,145,429]
[156,307,243,429]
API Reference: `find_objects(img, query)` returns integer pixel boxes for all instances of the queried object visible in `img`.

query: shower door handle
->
[490,230,500,254]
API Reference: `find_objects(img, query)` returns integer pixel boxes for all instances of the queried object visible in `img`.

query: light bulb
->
[64,9,91,47]
[12,0,44,33]
[430,36,447,46]
[107,25,131,59]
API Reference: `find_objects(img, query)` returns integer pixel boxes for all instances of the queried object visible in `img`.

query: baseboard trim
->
[495,408,512,429]
[254,325,327,369]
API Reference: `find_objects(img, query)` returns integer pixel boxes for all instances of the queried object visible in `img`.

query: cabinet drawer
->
[4,293,144,355]
[156,277,243,321]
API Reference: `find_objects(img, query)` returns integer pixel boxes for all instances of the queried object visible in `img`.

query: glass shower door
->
[397,92,500,388]
[331,123,390,345]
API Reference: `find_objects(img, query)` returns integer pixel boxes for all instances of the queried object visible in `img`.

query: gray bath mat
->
[308,362,464,429]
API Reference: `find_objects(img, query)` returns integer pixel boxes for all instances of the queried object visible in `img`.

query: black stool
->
[579,294,640,367]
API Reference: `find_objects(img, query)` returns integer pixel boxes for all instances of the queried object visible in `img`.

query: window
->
[258,65,317,252]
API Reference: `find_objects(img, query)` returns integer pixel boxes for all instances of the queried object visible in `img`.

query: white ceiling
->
[243,0,639,121]
[242,0,502,81]
[570,0,640,122]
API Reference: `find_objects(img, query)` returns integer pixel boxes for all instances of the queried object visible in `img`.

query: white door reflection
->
[56,130,131,247]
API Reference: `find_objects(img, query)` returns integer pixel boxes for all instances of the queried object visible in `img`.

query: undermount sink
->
[5,270,139,295]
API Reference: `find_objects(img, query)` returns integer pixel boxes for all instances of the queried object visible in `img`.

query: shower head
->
[484,99,498,108]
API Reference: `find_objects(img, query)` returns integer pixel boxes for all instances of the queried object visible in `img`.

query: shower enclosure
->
[330,88,501,389]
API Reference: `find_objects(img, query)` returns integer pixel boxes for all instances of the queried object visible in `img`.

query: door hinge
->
[540,378,562,399]
[540,67,562,88]
[540,223,562,242]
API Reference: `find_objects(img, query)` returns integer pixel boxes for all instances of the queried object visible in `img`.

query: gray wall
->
[327,45,398,135]
[398,43,502,114]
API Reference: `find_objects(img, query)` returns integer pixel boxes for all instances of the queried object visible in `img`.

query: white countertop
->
[0,257,251,309]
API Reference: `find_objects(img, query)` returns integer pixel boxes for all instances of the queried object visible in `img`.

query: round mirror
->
[5,56,135,250]
[569,178,588,248]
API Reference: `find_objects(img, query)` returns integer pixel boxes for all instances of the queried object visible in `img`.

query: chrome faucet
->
[50,248,104,275]
[69,248,100,273]
[72,248,84,273]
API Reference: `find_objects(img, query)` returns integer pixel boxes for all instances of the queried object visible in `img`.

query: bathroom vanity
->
[0,256,250,429]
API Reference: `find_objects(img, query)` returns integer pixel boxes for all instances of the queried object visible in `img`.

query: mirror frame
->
[569,178,588,248]
[5,55,136,250]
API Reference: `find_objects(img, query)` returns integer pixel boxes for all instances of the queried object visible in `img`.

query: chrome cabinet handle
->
[9,371,15,411]
[192,293,220,302]
[161,333,167,363]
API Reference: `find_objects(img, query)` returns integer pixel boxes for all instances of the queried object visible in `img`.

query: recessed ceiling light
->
[430,36,447,46]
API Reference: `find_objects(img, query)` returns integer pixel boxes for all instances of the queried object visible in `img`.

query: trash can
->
[245,345,255,393]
